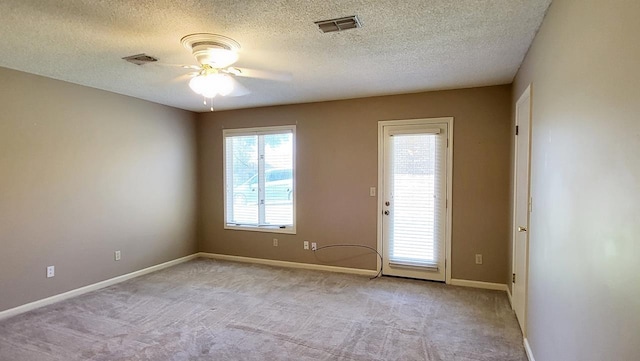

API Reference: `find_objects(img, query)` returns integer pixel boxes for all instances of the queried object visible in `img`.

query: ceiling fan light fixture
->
[189,73,234,98]
[180,33,246,108]
[188,74,205,94]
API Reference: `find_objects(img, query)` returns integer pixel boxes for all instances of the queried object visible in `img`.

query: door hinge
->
[515,125,519,136]
[512,273,516,283]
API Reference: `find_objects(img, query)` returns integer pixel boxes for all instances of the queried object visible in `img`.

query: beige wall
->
[0,67,198,312]
[512,0,640,359]
[198,85,512,284]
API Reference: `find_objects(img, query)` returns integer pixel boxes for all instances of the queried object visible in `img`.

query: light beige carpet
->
[0,259,526,360]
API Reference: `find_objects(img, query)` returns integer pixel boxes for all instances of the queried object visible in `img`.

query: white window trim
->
[223,125,296,234]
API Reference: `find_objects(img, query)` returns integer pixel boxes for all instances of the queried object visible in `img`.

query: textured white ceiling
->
[0,0,551,112]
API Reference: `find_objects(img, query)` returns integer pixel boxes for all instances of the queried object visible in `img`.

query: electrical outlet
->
[46,265,55,278]
[303,241,309,250]
[475,254,483,265]
[311,242,317,251]
[115,250,121,261]
[273,238,278,247]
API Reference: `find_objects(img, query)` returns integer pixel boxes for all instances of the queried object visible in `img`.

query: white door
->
[378,118,452,282]
[512,85,532,333]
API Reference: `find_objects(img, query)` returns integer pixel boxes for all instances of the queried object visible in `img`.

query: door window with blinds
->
[379,119,452,282]
[223,125,295,233]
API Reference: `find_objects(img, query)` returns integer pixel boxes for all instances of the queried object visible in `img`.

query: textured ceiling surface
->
[0,0,551,112]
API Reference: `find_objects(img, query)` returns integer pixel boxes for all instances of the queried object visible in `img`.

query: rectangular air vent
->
[314,15,361,33]
[122,53,158,65]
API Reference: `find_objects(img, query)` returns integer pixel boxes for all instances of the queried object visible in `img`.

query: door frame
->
[511,84,532,334]
[377,117,454,284]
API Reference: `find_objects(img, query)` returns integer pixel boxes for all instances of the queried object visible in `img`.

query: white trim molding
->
[0,254,199,321]
[524,338,535,361]
[507,286,513,308]
[198,252,379,277]
[1,254,509,323]
[450,278,509,292]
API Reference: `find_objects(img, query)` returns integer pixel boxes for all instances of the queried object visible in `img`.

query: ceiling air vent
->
[122,53,158,65]
[314,15,361,33]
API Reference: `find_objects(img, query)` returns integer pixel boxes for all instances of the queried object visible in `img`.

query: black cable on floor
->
[313,244,383,280]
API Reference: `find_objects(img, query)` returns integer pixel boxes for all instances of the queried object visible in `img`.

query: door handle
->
[518,226,527,232]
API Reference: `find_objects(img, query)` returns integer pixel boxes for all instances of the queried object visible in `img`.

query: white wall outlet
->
[273,238,278,247]
[311,242,317,251]
[475,254,483,265]
[369,187,376,197]
[303,241,309,250]
[46,265,55,278]
[114,250,121,261]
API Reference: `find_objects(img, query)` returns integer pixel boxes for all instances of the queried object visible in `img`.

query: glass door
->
[381,121,449,281]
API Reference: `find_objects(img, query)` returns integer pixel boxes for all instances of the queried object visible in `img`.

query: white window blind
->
[387,130,445,269]
[224,126,295,232]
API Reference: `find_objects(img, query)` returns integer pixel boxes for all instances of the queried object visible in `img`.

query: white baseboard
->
[0,254,509,322]
[506,285,513,308]
[449,278,509,292]
[197,252,379,277]
[0,253,199,322]
[524,338,535,361]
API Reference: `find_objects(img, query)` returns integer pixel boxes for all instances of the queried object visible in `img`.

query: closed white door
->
[379,119,452,282]
[513,85,532,333]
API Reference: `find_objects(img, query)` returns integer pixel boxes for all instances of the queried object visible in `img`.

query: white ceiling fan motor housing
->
[181,33,241,68]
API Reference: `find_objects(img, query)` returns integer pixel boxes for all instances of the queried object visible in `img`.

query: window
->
[223,125,295,233]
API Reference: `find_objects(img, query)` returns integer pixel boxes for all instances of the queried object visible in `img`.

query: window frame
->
[222,125,296,234]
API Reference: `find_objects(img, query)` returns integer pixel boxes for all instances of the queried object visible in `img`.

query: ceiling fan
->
[177,33,290,111]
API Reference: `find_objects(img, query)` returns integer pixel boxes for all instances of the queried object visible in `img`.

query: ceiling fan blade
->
[232,67,292,82]
[152,62,202,71]
[228,77,251,97]
[181,65,202,71]
[169,72,198,84]
[149,70,198,88]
